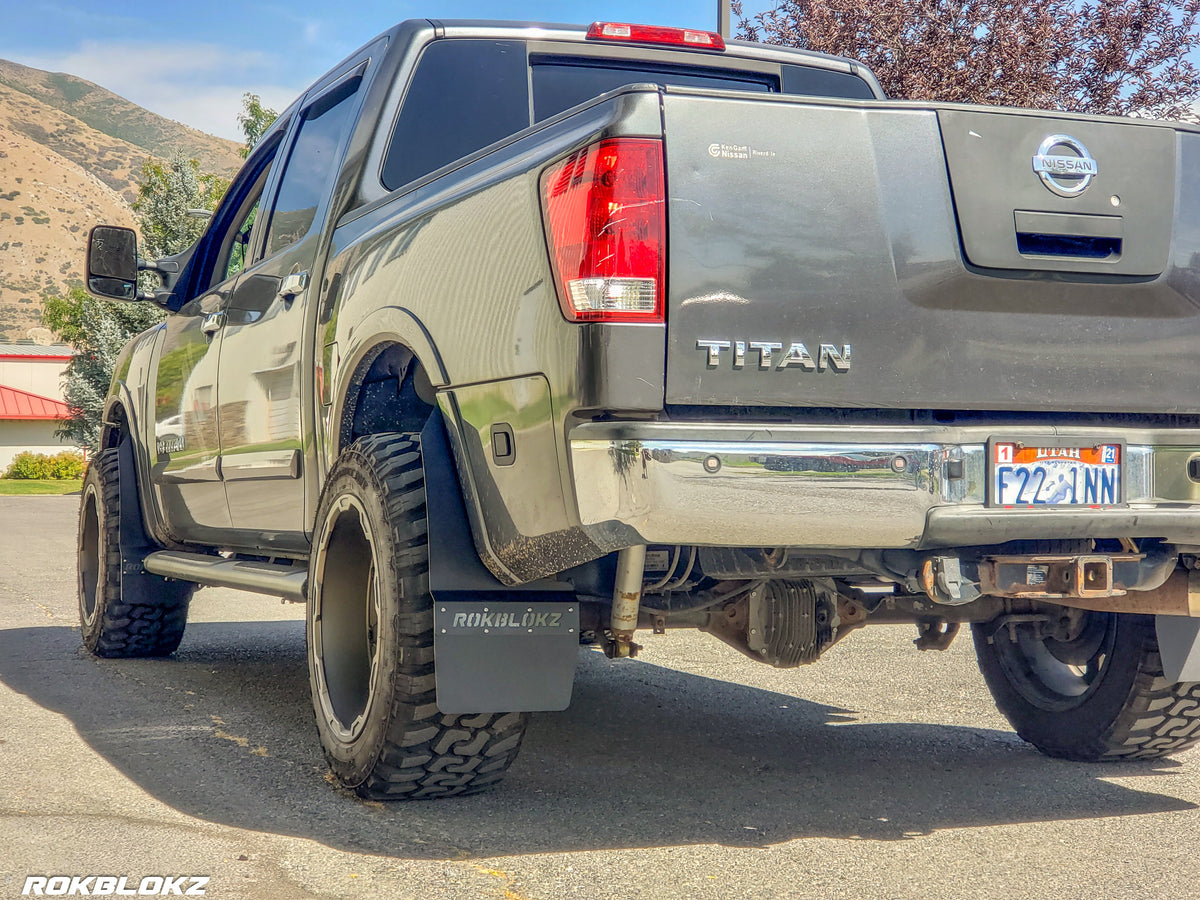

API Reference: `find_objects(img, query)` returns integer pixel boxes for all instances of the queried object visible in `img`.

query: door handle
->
[278,270,309,302]
[201,311,226,335]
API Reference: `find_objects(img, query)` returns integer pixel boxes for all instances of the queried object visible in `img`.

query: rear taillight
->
[541,138,666,323]
[587,21,726,51]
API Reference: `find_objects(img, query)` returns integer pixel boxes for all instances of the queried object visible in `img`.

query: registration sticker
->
[990,441,1121,506]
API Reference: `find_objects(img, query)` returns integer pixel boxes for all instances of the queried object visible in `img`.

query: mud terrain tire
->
[78,447,192,657]
[307,432,529,799]
[973,611,1200,760]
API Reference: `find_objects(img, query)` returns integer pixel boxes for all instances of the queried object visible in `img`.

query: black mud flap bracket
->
[420,412,579,713]
[117,436,164,601]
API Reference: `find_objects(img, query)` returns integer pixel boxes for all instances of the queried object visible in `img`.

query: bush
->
[5,452,49,479]
[4,450,86,480]
[49,450,86,479]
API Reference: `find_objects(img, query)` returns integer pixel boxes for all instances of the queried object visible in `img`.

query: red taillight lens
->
[587,21,726,51]
[541,138,666,323]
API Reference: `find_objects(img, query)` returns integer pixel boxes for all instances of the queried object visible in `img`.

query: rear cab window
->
[380,36,877,193]
[530,57,774,121]
[382,40,528,192]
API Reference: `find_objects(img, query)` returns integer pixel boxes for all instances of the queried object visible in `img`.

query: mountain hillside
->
[0,59,242,185]
[0,60,244,341]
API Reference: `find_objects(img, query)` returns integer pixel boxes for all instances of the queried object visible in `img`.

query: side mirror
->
[86,225,138,301]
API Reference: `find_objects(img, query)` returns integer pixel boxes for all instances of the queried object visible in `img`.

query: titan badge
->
[696,339,851,372]
[1032,134,1098,197]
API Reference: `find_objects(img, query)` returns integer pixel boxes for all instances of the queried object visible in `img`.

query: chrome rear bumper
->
[568,422,1200,549]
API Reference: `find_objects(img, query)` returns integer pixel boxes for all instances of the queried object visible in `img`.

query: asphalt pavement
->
[2,495,1199,899]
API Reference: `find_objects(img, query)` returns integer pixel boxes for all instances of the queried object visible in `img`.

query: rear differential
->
[703,578,840,667]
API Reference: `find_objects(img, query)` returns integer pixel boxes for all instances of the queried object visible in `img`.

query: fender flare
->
[328,311,508,583]
[102,389,136,446]
[326,305,448,454]
[103,384,182,551]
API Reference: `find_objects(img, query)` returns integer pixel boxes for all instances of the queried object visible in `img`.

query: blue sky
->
[0,1,772,141]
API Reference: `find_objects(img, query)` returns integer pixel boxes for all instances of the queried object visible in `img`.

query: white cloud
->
[258,4,327,46]
[8,40,303,141]
[129,83,300,142]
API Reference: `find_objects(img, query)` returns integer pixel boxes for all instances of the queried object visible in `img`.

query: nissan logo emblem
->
[1032,134,1098,197]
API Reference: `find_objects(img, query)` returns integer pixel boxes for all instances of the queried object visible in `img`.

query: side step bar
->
[143,551,307,602]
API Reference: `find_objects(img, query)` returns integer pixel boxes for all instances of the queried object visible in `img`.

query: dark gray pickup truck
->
[82,18,1200,798]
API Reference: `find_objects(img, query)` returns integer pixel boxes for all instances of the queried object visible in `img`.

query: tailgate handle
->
[1014,210,1122,261]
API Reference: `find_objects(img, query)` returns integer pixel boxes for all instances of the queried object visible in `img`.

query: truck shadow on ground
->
[0,620,1193,859]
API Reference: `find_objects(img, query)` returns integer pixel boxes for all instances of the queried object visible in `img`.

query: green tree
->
[44,151,228,451]
[133,149,229,260]
[43,286,163,450]
[237,92,278,158]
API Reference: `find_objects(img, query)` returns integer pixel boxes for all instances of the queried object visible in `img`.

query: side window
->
[220,194,261,284]
[781,64,876,100]
[381,41,530,191]
[199,134,281,291]
[263,77,361,257]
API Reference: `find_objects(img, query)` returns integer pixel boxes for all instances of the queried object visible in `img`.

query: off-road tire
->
[78,448,192,657]
[307,432,530,799]
[973,612,1200,760]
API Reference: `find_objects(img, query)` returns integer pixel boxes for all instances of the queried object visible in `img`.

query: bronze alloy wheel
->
[310,493,383,743]
[78,480,101,630]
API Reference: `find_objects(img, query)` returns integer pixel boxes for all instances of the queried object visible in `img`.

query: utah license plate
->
[990,441,1121,506]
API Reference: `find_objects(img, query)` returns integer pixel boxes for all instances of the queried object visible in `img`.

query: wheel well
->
[338,343,435,455]
[101,404,128,449]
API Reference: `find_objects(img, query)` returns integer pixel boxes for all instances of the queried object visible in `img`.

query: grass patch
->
[0,479,82,495]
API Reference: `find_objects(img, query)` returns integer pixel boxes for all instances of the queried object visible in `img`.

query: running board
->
[143,551,307,602]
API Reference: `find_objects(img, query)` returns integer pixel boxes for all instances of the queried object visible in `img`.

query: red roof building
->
[0,343,79,472]
[0,384,70,420]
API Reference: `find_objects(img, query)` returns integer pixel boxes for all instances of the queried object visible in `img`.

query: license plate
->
[990,441,1121,506]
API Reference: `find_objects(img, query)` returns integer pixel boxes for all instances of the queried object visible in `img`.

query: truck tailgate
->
[663,89,1200,413]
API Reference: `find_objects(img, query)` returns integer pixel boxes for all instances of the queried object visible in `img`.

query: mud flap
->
[433,601,579,712]
[420,412,579,713]
[117,436,164,604]
[1156,615,1200,683]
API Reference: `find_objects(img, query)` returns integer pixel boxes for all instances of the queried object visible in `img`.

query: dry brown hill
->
[0,59,242,187]
[0,59,243,341]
